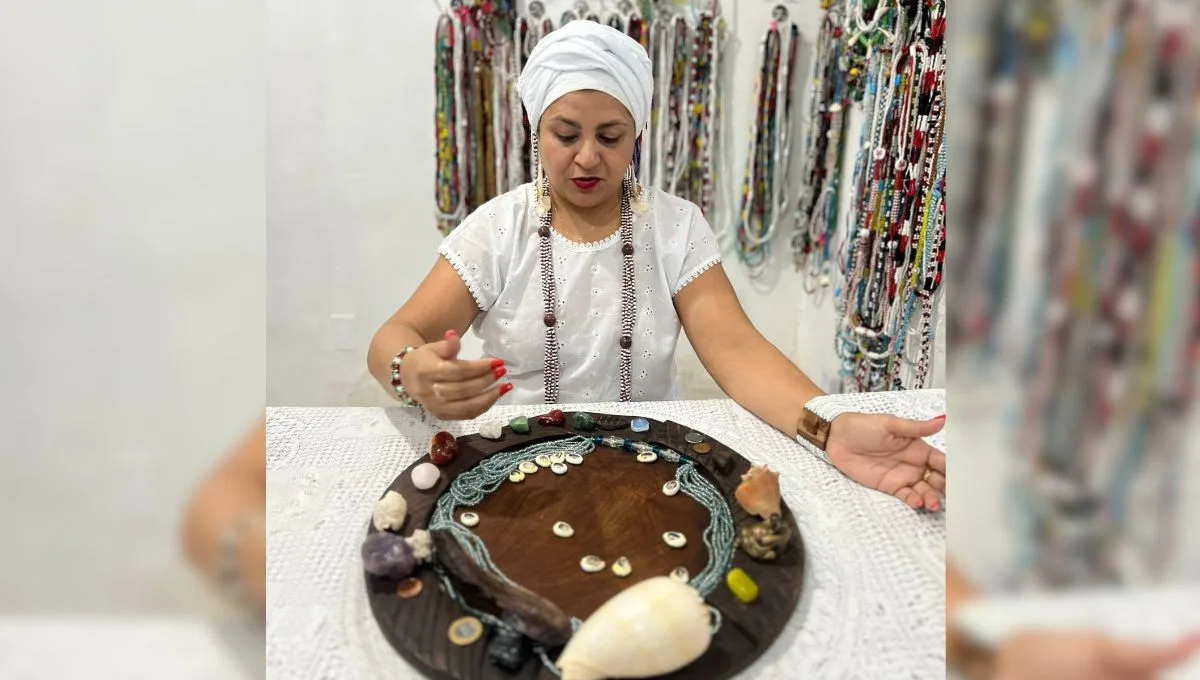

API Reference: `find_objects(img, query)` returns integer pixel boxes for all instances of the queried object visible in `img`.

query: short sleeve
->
[671,204,722,296]
[437,202,513,312]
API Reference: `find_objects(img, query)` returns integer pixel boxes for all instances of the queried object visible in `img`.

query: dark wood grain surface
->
[365,413,806,680]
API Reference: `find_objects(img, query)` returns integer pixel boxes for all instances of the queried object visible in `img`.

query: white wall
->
[0,2,265,615]
[266,0,946,406]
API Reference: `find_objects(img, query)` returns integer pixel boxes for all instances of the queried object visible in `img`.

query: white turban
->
[517,20,654,134]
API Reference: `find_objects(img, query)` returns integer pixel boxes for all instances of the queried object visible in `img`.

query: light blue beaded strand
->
[426,433,733,675]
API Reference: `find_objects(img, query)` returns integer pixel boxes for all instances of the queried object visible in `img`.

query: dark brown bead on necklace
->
[537,176,636,403]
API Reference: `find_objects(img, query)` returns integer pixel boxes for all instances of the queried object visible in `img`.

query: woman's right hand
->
[399,330,511,420]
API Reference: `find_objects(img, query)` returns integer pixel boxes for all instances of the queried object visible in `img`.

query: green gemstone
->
[571,412,596,431]
[509,416,530,434]
[726,568,759,604]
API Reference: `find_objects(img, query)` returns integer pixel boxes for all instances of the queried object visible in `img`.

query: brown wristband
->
[795,407,832,452]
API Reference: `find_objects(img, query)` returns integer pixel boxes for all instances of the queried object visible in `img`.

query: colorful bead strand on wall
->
[1013,0,1199,588]
[809,0,947,392]
[734,5,800,277]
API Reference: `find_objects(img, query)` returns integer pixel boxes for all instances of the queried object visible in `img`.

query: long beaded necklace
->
[534,166,638,403]
[1013,0,1198,587]
[677,10,721,216]
[792,3,850,300]
[950,0,1058,350]
[428,434,733,672]
[734,8,799,277]
[830,0,947,392]
[434,12,464,235]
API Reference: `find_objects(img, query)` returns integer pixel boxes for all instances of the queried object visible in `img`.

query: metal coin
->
[448,616,484,646]
[684,432,704,444]
[691,443,712,454]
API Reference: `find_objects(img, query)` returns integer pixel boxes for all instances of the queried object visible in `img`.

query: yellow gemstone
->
[726,568,759,604]
[850,68,860,77]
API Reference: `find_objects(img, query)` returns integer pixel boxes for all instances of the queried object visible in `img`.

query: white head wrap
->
[517,20,654,134]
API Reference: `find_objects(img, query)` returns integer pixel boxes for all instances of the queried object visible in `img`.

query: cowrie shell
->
[662,480,680,496]
[565,453,584,465]
[460,512,480,528]
[518,461,538,474]
[535,454,552,468]
[551,462,568,475]
[663,531,687,548]
[611,557,632,577]
[509,471,526,483]
[636,452,658,463]
[552,521,574,538]
[580,555,605,573]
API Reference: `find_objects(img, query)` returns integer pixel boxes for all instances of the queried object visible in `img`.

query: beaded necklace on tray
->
[734,7,799,277]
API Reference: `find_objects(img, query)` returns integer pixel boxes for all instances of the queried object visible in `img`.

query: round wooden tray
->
[365,413,805,680]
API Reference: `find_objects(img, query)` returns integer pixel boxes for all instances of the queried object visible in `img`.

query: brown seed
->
[692,443,712,454]
[396,577,423,599]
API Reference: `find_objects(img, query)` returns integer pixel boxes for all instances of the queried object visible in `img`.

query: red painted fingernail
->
[493,366,507,380]
[499,383,513,395]
[445,330,458,340]
[914,499,924,509]
[490,358,505,369]
[934,414,946,421]
[929,501,940,511]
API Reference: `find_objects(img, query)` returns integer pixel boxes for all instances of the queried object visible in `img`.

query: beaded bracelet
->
[218,512,260,609]
[389,347,420,407]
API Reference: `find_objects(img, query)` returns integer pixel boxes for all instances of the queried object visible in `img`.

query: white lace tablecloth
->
[266,391,946,679]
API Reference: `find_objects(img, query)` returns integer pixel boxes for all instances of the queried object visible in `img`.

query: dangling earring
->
[532,133,551,216]
[625,163,648,213]
[628,133,649,213]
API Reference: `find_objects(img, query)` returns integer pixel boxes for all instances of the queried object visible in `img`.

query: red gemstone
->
[536,409,565,427]
[430,431,458,467]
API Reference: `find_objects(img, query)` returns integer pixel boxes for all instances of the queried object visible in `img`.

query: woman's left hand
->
[825,413,946,510]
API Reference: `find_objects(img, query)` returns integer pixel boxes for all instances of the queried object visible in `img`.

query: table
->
[0,616,264,680]
[266,392,946,679]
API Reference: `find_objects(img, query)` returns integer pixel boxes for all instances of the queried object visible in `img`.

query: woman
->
[369,20,945,510]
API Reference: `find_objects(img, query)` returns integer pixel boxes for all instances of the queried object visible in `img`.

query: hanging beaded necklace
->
[734,7,798,276]
[1014,0,1198,586]
[678,10,721,216]
[792,4,849,300]
[827,0,947,392]
[533,166,638,403]
[434,12,464,234]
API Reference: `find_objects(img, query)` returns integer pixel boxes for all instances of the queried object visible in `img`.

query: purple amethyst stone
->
[362,532,416,579]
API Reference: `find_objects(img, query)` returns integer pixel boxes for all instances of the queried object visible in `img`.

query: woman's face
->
[537,90,637,213]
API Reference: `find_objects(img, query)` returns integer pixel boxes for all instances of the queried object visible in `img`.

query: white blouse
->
[438,183,722,405]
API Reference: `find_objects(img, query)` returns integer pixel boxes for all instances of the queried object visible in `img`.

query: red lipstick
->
[572,177,600,190]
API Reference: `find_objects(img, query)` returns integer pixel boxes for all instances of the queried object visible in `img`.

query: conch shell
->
[734,464,782,519]
[557,576,712,680]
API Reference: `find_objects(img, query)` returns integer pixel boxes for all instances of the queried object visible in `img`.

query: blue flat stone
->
[630,417,650,432]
